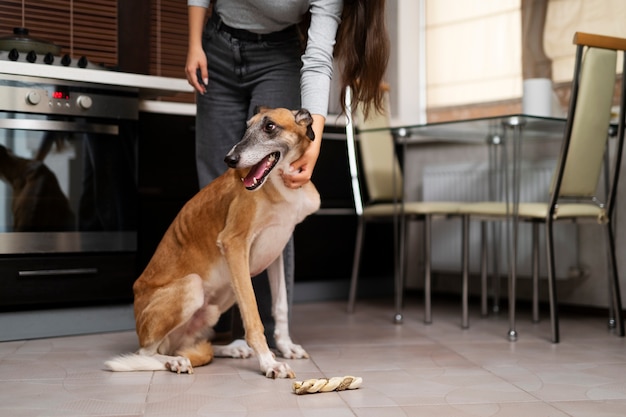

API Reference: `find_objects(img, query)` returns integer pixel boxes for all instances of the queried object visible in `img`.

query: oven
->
[0,49,140,310]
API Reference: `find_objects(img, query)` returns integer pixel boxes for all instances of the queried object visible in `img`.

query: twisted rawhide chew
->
[292,376,363,394]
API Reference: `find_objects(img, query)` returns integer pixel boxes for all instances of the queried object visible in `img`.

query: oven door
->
[0,112,138,309]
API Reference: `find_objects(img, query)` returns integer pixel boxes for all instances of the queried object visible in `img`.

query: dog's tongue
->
[243,155,271,188]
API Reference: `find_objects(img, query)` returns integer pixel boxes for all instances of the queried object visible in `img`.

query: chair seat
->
[461,201,606,221]
[405,201,464,215]
[362,203,400,217]
[363,201,464,218]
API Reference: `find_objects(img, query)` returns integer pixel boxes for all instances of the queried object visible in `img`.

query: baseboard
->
[293,277,394,303]
[0,278,394,342]
[0,304,135,342]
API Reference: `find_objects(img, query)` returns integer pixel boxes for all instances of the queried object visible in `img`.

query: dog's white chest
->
[248,211,297,275]
[249,181,320,276]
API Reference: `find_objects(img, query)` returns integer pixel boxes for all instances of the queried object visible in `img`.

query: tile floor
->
[0,296,625,416]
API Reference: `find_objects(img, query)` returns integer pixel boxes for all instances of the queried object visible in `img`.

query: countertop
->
[0,60,193,99]
[0,61,352,122]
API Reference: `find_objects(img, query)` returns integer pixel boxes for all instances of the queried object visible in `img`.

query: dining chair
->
[344,86,469,328]
[461,32,626,343]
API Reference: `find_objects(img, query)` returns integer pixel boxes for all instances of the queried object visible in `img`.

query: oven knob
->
[61,54,72,66]
[44,52,54,65]
[76,95,93,110]
[26,91,41,105]
[26,50,37,63]
[8,48,19,61]
[78,56,89,68]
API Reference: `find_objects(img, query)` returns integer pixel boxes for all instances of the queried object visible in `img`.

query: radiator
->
[421,160,577,279]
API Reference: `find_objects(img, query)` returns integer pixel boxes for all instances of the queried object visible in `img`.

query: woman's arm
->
[185,5,209,94]
[282,0,342,189]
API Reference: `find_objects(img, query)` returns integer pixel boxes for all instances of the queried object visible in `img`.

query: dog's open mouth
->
[242,151,280,190]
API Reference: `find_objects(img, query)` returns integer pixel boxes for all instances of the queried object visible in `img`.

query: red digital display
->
[52,90,70,100]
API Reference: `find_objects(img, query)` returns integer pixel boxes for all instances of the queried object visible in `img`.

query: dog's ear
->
[254,105,269,115]
[294,108,315,141]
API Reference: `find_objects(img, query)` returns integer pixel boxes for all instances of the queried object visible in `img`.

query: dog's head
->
[224,107,315,191]
[0,144,14,181]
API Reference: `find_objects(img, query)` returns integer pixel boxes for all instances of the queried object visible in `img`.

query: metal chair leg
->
[532,222,540,323]
[347,218,365,314]
[461,215,469,329]
[545,220,560,343]
[394,215,405,325]
[606,224,625,337]
[480,221,488,316]
[491,221,502,314]
[424,216,432,324]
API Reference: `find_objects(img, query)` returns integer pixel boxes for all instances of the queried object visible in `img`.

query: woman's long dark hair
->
[334,0,390,119]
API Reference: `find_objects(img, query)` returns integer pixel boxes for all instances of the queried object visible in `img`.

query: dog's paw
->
[264,361,295,379]
[277,342,309,360]
[164,356,194,374]
[213,339,254,359]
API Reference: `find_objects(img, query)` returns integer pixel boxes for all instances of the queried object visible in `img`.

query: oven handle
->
[18,268,99,277]
[0,118,119,135]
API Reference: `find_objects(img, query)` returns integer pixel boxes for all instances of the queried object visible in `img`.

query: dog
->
[0,144,75,232]
[105,107,321,378]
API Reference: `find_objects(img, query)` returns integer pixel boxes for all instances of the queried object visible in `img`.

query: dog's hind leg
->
[114,337,215,374]
[213,339,254,358]
[134,273,206,348]
[267,254,308,359]
[107,273,217,373]
[175,340,214,368]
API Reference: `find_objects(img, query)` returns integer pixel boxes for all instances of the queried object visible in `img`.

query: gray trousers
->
[195,13,302,346]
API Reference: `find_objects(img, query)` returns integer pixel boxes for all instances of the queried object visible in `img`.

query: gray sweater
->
[188,0,342,117]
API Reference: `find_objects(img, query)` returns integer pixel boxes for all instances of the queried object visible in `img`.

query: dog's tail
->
[104,354,167,372]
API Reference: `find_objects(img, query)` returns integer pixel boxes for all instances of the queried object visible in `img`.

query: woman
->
[185,0,389,346]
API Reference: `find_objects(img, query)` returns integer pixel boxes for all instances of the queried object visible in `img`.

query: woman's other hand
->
[186,5,209,94]
[281,114,324,189]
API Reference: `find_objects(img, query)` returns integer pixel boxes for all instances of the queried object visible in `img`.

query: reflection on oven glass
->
[0,140,75,231]
[0,114,138,252]
[78,124,138,232]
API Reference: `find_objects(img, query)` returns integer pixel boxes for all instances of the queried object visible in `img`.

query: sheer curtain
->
[544,0,626,83]
[425,0,522,108]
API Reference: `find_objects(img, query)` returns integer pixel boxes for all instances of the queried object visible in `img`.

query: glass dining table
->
[360,114,569,340]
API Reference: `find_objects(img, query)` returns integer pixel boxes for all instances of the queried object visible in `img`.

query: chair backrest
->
[551,32,626,214]
[344,86,403,214]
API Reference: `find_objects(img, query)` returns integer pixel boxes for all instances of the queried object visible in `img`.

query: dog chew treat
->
[292,376,363,394]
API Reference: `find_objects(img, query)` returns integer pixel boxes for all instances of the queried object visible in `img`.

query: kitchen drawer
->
[0,253,136,310]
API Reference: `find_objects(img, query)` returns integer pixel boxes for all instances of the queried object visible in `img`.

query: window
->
[0,0,117,68]
[425,0,522,108]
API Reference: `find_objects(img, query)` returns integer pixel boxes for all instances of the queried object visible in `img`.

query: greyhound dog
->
[105,107,320,378]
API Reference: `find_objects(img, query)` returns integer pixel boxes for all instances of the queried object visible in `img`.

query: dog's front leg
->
[267,254,308,359]
[223,241,295,378]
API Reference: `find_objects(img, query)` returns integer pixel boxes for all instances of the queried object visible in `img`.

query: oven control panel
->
[0,82,138,120]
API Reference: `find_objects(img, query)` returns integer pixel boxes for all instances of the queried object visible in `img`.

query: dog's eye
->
[264,122,276,133]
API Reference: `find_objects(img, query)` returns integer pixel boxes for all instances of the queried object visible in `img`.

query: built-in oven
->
[0,68,140,310]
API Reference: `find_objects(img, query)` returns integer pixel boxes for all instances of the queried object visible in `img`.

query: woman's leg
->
[198,19,303,345]
[195,18,249,188]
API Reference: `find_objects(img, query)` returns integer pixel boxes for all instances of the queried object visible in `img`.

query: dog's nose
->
[224,154,239,168]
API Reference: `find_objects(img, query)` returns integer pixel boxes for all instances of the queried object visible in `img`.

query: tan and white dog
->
[105,107,320,378]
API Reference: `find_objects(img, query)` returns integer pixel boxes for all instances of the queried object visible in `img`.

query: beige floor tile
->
[0,296,624,416]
